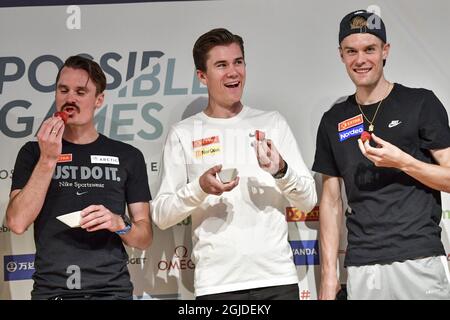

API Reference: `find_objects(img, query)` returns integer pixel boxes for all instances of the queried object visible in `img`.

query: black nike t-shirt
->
[313,83,450,266]
[11,134,151,299]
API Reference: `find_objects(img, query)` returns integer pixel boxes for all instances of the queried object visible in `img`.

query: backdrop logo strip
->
[3,254,35,281]
[0,51,207,142]
[286,206,319,222]
[290,240,320,266]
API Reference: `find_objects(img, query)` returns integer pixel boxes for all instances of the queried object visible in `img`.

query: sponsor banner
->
[0,49,207,149]
[286,206,319,222]
[158,245,195,272]
[57,154,73,163]
[4,254,35,281]
[339,124,364,142]
[192,136,220,149]
[194,146,221,158]
[338,114,363,132]
[193,136,221,158]
[90,155,120,165]
[290,240,320,266]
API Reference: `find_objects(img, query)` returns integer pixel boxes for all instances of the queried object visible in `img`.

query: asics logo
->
[76,191,88,196]
[388,120,402,128]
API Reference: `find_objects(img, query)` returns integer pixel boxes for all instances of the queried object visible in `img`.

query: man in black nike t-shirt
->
[313,10,450,299]
[6,56,153,300]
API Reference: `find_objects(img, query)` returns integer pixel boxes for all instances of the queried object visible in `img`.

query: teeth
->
[225,82,240,88]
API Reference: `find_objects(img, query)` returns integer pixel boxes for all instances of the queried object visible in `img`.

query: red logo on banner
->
[57,154,72,163]
[338,114,363,132]
[300,289,311,300]
[286,206,319,222]
[192,136,220,149]
[157,245,195,271]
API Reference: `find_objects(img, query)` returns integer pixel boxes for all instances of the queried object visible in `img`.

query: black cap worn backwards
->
[339,9,386,44]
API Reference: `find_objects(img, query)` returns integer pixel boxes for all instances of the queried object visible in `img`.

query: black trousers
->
[44,293,132,300]
[196,284,299,300]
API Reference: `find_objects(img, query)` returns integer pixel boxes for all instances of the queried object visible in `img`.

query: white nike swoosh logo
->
[388,121,402,128]
[76,191,88,196]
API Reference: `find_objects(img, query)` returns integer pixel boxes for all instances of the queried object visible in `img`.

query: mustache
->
[61,103,80,112]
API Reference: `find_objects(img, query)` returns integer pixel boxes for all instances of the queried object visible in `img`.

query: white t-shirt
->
[152,106,317,297]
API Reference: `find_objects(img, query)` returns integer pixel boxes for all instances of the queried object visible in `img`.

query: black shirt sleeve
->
[312,114,341,177]
[125,147,152,204]
[11,142,39,192]
[419,90,450,150]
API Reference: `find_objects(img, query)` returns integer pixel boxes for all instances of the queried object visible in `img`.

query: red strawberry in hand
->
[361,131,371,143]
[54,111,69,124]
[255,130,266,141]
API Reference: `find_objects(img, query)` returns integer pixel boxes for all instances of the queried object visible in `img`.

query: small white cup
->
[217,168,239,183]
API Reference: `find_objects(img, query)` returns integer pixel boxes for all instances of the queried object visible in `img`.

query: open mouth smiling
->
[224,81,240,88]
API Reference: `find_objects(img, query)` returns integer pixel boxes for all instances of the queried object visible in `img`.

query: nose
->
[65,91,77,104]
[355,52,367,66]
[226,66,239,78]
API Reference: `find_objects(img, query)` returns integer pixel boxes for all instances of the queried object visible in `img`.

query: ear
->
[339,47,344,63]
[95,92,105,109]
[382,43,390,60]
[196,69,207,86]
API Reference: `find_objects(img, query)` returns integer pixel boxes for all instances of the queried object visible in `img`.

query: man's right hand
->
[318,276,341,300]
[36,116,65,163]
[199,165,239,196]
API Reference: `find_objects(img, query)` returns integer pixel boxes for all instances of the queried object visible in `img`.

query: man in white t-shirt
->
[152,28,317,299]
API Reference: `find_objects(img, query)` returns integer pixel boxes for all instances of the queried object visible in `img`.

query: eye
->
[77,90,86,96]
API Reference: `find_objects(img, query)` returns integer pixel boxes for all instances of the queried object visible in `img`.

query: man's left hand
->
[357,133,412,169]
[80,205,124,233]
[254,139,285,175]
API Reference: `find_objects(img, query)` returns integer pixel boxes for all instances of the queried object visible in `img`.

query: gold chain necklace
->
[356,82,392,132]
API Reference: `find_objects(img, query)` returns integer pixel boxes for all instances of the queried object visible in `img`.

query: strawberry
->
[361,131,371,143]
[255,130,265,141]
[54,111,69,124]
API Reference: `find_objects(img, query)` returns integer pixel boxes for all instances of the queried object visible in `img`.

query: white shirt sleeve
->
[151,126,208,230]
[273,112,317,213]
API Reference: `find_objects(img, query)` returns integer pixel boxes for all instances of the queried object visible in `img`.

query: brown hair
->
[56,55,106,95]
[193,28,244,72]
